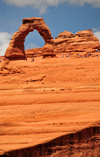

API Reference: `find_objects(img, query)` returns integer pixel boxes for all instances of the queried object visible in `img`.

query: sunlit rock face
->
[5,16,99,60]
[5,17,53,60]
[2,126,100,157]
[26,29,100,58]
[53,29,100,54]
[42,43,56,59]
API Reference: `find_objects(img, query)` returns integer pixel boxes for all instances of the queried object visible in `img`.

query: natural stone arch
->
[5,17,54,60]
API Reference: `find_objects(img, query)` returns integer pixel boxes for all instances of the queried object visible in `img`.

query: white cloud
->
[92,28,98,32]
[3,0,100,14]
[0,32,12,56]
[26,43,40,49]
[92,28,100,41]
[93,31,100,41]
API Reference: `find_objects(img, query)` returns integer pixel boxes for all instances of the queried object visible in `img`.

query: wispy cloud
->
[3,0,100,14]
[92,27,100,41]
[26,43,40,50]
[94,31,100,41]
[0,32,12,56]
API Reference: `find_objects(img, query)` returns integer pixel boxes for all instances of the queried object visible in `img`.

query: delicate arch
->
[5,17,53,60]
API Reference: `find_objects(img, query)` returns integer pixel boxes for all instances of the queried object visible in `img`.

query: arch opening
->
[5,17,54,60]
[25,30,45,50]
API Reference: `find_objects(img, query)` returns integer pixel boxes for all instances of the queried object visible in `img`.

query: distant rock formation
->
[5,17,54,60]
[5,16,100,60]
[26,29,100,58]
[53,29,100,54]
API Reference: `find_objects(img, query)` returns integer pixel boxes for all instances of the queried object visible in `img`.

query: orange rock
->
[0,55,100,155]
[53,29,99,54]
[42,43,56,58]
[25,48,42,58]
[56,30,74,39]
[4,17,99,60]
[5,17,53,60]
[75,29,93,37]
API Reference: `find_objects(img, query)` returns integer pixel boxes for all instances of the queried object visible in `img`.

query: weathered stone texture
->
[5,17,53,60]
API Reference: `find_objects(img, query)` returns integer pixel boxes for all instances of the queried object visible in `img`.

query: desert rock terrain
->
[0,54,100,156]
[0,17,100,156]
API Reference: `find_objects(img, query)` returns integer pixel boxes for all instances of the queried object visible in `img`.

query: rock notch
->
[5,17,54,60]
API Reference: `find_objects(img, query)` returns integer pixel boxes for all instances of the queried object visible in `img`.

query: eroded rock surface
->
[25,48,42,58]
[53,29,100,54]
[5,17,53,60]
[25,29,100,58]
[1,126,100,157]
[0,56,100,156]
[42,43,56,58]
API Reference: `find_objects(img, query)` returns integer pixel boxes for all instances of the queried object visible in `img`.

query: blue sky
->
[0,0,100,56]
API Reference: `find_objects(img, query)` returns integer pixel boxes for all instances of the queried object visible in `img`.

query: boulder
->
[75,29,93,37]
[42,43,56,59]
[56,31,74,39]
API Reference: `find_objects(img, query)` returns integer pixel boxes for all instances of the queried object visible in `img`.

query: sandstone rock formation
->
[56,30,74,38]
[42,43,56,58]
[2,126,100,157]
[5,17,53,60]
[53,29,100,54]
[5,17,99,60]
[25,29,100,58]
[0,56,100,156]
[25,48,42,58]
[25,44,56,59]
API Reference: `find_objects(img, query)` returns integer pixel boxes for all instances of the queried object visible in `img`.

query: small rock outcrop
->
[56,31,74,38]
[42,43,56,59]
[25,48,42,58]
[5,17,53,60]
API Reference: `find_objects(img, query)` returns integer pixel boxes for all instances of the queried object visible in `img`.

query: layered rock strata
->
[25,29,100,58]
[1,126,100,157]
[5,17,54,60]
[4,17,100,59]
[53,30,100,54]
